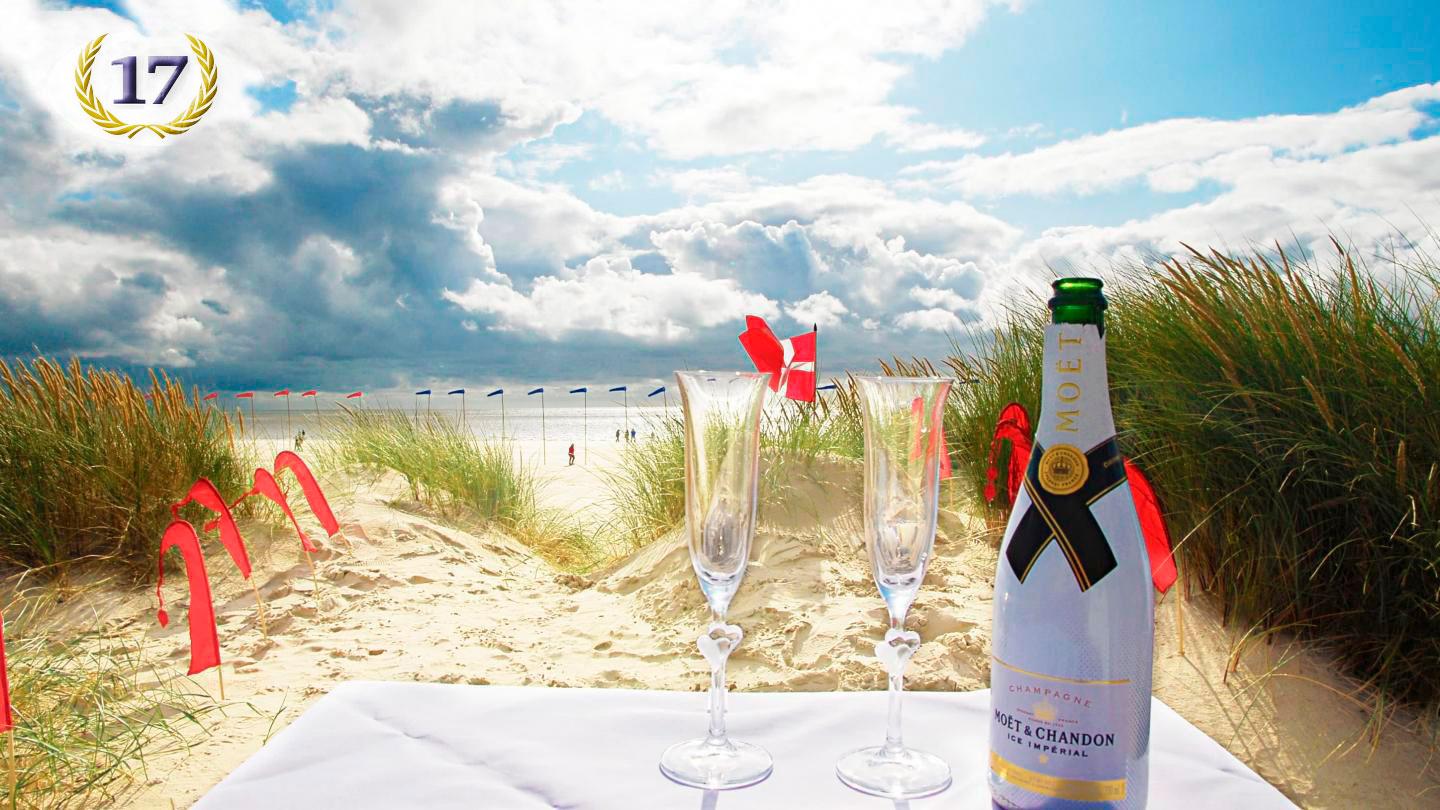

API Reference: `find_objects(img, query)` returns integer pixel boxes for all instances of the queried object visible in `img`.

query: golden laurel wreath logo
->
[74,34,217,139]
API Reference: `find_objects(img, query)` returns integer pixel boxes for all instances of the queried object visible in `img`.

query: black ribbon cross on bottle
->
[1005,438,1128,591]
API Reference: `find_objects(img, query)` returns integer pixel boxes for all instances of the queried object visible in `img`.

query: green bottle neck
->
[1049,277,1107,327]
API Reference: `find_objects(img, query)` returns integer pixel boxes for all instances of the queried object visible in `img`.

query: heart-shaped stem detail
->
[697,621,744,745]
[874,625,922,754]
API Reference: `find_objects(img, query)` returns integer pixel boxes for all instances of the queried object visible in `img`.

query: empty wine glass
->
[836,375,954,799]
[659,371,773,790]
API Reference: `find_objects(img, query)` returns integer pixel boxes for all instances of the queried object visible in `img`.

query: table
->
[196,683,1295,808]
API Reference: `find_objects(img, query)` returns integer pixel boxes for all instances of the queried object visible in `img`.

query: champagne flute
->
[659,371,773,790]
[836,375,954,799]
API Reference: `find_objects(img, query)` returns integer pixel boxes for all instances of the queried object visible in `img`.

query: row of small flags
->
[205,390,364,400]
[190,314,824,406]
[193,385,697,401]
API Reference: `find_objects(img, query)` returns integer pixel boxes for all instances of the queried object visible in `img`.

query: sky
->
[0,0,1437,395]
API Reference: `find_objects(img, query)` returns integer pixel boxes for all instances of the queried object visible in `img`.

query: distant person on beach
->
[616,429,621,442]
[630,428,637,442]
[568,443,575,465]
[294,429,305,451]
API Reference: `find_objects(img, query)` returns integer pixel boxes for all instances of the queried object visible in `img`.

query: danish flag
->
[739,316,816,402]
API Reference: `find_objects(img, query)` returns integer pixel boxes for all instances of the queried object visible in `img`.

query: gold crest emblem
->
[74,33,217,139]
[1038,444,1087,495]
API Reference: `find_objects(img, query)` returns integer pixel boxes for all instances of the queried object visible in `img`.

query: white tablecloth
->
[196,683,1295,809]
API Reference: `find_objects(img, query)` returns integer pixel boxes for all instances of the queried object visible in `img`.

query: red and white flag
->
[274,389,290,397]
[738,316,816,402]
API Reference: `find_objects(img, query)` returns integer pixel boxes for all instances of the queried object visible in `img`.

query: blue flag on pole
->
[415,389,432,396]
[487,389,503,397]
[448,389,465,395]
[569,387,587,394]
[527,387,544,395]
[648,386,666,397]
[609,385,627,392]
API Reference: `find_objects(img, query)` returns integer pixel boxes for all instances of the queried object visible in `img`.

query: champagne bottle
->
[988,278,1154,809]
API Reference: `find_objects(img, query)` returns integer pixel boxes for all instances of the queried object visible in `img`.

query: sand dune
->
[90,448,1439,808]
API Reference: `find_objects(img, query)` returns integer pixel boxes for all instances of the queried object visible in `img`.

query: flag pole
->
[583,388,588,464]
[813,323,819,406]
[461,391,466,426]
[285,393,292,440]
[541,389,547,462]
[624,387,629,439]
[250,577,268,637]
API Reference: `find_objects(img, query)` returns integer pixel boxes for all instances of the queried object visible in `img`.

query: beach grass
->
[321,408,596,570]
[0,358,252,575]
[601,391,868,548]
[4,583,225,808]
[945,240,1440,717]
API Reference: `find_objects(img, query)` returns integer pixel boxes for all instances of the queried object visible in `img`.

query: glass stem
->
[884,614,906,755]
[706,608,730,746]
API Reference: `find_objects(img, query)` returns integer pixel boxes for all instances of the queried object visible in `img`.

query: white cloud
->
[887,121,986,152]
[588,170,627,191]
[785,291,848,328]
[895,308,967,332]
[283,0,1015,159]
[905,83,1440,197]
[442,256,778,341]
[657,166,753,199]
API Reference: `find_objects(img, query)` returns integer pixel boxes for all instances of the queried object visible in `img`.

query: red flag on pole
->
[910,396,952,479]
[235,468,319,553]
[171,479,251,578]
[235,392,254,399]
[274,389,290,397]
[300,390,317,397]
[155,520,221,675]
[1124,461,1178,593]
[345,391,363,399]
[738,315,816,402]
[274,452,340,538]
[203,392,219,401]
[985,403,1033,505]
[0,612,13,732]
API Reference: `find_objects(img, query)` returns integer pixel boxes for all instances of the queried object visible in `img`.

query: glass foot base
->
[660,738,773,790]
[836,744,952,800]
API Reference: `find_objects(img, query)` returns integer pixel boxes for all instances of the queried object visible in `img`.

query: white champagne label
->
[990,656,1128,802]
[989,322,1154,809]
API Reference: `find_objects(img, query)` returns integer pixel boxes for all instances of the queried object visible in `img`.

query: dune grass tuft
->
[321,408,596,570]
[945,241,1440,717]
[601,390,870,549]
[0,357,251,575]
[4,584,225,808]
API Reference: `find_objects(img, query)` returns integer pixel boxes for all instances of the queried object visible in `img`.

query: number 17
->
[112,55,189,105]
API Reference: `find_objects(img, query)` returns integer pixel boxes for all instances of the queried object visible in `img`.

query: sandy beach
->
[62,442,1433,808]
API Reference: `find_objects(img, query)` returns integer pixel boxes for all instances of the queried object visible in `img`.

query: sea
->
[237,398,673,445]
